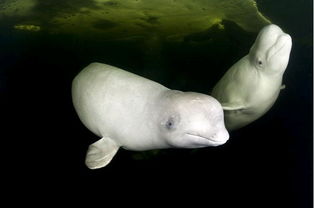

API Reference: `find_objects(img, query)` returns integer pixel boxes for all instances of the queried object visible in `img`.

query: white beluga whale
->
[211,24,292,130]
[72,63,229,169]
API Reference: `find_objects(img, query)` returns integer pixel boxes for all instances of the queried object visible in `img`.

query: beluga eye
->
[161,113,180,132]
[257,59,263,68]
[165,116,179,131]
[166,118,174,130]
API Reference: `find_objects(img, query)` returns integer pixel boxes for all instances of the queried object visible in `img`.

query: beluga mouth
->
[185,132,228,147]
[267,33,292,60]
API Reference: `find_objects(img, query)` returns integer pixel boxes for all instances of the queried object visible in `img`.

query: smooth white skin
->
[72,63,229,151]
[211,24,292,130]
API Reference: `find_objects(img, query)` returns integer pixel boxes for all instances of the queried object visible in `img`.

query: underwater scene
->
[1,0,312,206]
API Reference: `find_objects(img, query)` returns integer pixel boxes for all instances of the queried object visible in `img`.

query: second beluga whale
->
[212,24,292,130]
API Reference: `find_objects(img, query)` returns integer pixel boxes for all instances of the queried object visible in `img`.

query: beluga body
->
[72,63,229,169]
[212,24,292,130]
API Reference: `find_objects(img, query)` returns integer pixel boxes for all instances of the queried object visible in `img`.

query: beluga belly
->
[211,24,292,130]
[72,63,229,169]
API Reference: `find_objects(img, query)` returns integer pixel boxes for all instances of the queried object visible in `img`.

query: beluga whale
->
[212,24,292,130]
[72,63,229,169]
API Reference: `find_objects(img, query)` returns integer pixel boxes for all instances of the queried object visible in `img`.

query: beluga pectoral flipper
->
[85,137,119,169]
[211,24,292,130]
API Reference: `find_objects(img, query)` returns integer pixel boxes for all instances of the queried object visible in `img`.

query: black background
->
[1,0,312,206]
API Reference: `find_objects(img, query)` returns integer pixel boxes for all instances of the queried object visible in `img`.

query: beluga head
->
[249,24,292,75]
[157,91,229,148]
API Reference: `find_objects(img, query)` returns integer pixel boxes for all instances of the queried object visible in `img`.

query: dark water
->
[1,0,312,206]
